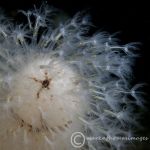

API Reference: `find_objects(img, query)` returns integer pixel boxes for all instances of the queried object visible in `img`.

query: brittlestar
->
[29,72,52,98]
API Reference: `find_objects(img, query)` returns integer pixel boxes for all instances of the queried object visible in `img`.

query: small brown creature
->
[30,71,52,98]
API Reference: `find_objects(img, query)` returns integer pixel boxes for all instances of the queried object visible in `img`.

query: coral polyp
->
[0,4,144,150]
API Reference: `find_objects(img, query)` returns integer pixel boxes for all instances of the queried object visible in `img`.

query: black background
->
[0,0,150,139]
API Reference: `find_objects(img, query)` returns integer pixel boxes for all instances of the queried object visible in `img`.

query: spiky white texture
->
[0,4,144,150]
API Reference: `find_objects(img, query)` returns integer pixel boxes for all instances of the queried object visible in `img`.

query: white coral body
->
[1,56,88,150]
[0,4,143,150]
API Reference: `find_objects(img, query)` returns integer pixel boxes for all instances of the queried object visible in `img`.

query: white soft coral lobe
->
[0,5,144,150]
[0,55,89,149]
